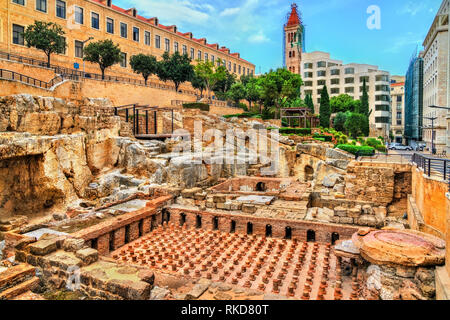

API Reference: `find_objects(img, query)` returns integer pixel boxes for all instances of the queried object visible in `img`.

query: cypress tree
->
[305,94,315,114]
[319,85,331,128]
[360,79,370,136]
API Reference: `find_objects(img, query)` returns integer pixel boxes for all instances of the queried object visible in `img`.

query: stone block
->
[242,204,257,214]
[205,200,215,208]
[194,193,207,201]
[358,215,377,227]
[339,217,354,224]
[76,248,99,266]
[63,238,85,252]
[331,216,340,224]
[138,270,155,285]
[334,206,348,217]
[185,283,209,300]
[348,207,362,218]
[213,194,226,203]
[46,251,83,269]
[29,239,58,256]
[362,205,374,215]
[181,187,202,199]
[229,202,242,211]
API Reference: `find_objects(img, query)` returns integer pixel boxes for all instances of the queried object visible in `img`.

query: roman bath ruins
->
[0,95,449,300]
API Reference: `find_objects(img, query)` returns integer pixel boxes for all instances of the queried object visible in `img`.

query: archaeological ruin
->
[0,94,449,301]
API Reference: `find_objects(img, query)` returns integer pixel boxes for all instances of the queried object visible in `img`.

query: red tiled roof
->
[286,4,300,27]
[89,0,254,65]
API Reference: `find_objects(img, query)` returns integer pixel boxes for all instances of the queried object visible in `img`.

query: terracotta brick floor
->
[110,223,359,300]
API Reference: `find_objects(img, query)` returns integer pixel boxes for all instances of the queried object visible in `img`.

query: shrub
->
[366,137,383,148]
[336,144,375,156]
[375,145,387,153]
[273,128,312,136]
[183,103,210,112]
[314,137,326,142]
[313,133,333,142]
[222,112,259,119]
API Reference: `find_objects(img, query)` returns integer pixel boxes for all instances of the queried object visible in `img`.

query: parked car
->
[389,143,413,151]
[415,142,426,152]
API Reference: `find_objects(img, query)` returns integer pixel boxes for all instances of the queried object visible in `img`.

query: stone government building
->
[0,0,255,80]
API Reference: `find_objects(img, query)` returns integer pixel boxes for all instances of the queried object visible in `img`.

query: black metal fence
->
[412,153,450,183]
[0,68,68,89]
[0,50,197,95]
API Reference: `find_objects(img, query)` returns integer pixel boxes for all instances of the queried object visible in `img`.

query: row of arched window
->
[167,212,341,244]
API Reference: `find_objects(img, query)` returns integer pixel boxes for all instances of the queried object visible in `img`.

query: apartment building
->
[390,76,406,144]
[422,0,449,154]
[0,0,255,79]
[300,51,391,138]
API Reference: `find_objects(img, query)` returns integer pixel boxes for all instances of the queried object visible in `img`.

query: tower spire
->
[286,3,301,27]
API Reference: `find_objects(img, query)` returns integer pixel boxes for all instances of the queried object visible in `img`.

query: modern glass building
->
[404,56,424,144]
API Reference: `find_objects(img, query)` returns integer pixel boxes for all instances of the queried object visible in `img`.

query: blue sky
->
[116,0,443,76]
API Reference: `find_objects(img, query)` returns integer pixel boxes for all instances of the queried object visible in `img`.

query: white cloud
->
[127,0,213,28]
[248,30,270,43]
[220,7,241,17]
[398,2,435,16]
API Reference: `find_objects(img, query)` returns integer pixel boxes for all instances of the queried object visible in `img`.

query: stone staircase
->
[0,263,40,300]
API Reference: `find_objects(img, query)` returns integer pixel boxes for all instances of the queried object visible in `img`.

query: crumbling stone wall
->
[344,163,412,207]
[360,263,436,300]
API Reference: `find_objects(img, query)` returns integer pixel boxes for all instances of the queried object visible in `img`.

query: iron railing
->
[0,50,199,96]
[0,68,68,89]
[412,153,450,184]
[358,152,413,164]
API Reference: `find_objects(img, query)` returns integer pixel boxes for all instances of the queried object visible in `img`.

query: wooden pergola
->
[114,104,185,139]
[280,108,320,128]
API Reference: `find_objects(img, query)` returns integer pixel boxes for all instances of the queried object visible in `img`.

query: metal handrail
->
[0,50,201,96]
[0,68,67,89]
[412,153,450,190]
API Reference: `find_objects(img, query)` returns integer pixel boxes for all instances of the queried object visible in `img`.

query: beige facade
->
[390,76,406,144]
[300,51,391,138]
[422,0,449,154]
[0,0,255,80]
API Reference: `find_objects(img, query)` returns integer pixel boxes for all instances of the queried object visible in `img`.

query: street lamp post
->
[427,106,450,155]
[82,37,94,79]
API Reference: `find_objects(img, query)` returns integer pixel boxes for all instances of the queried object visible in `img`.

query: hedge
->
[222,112,259,119]
[274,127,312,135]
[182,103,210,112]
[313,133,333,142]
[336,144,375,156]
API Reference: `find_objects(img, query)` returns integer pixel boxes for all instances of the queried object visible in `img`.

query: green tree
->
[157,52,194,92]
[344,113,367,139]
[244,77,262,111]
[359,79,371,136]
[22,21,66,67]
[130,54,158,85]
[330,94,357,113]
[304,94,315,114]
[258,68,303,118]
[83,39,122,80]
[212,66,236,100]
[319,85,331,127]
[190,73,206,98]
[227,82,246,108]
[334,112,347,132]
[194,60,225,99]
